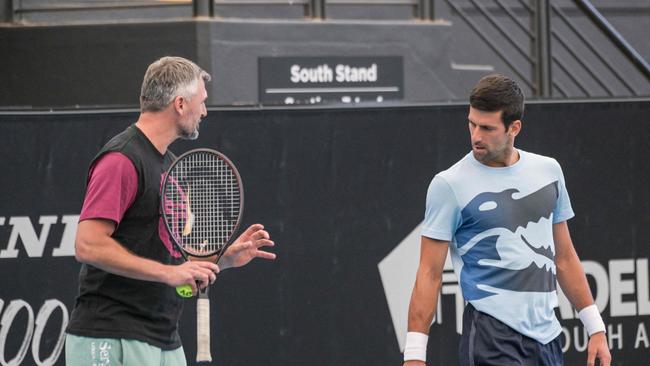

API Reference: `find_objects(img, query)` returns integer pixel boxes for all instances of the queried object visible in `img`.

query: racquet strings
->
[163,151,241,256]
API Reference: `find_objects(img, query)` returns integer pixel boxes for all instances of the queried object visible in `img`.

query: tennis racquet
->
[160,148,244,363]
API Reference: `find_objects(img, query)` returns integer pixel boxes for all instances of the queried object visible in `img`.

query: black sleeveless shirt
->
[67,125,184,349]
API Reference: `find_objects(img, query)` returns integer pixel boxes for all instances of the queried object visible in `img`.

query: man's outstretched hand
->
[219,224,276,270]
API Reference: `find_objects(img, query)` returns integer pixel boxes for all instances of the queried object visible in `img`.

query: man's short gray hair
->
[139,56,211,112]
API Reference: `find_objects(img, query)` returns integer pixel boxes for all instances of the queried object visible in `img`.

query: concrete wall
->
[0,1,648,108]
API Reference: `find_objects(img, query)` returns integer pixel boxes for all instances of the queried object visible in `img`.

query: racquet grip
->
[196,297,212,362]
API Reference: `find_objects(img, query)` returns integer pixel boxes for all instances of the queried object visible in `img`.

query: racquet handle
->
[196,296,212,362]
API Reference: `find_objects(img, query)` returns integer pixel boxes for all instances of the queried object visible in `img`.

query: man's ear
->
[172,95,185,115]
[509,119,522,137]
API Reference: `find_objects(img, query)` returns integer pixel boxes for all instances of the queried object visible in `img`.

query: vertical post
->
[534,0,552,97]
[193,0,213,17]
[5,0,17,22]
[419,0,434,21]
[310,0,325,19]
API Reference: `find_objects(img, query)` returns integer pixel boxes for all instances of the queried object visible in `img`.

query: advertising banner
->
[0,101,647,365]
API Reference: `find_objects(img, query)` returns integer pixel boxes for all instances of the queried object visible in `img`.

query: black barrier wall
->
[0,101,648,365]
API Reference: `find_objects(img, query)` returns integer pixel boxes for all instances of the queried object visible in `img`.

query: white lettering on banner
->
[0,215,78,258]
[609,323,624,350]
[610,259,637,316]
[289,64,378,84]
[1,216,57,258]
[637,259,650,315]
[31,300,68,366]
[52,216,78,257]
[379,223,650,353]
[572,326,589,352]
[560,328,570,352]
[0,299,34,366]
[335,64,377,82]
[290,65,333,83]
[440,272,464,335]
[635,323,649,349]
[560,323,650,352]
[0,299,69,366]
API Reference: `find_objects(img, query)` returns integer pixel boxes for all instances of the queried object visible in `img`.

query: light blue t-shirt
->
[422,149,574,344]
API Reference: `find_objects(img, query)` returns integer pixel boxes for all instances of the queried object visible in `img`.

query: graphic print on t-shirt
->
[456,181,559,300]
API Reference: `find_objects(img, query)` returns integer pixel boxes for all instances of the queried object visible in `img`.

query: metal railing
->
[210,0,312,18]
[442,0,650,98]
[195,0,431,19]
[6,0,649,98]
[443,0,535,92]
[7,0,436,22]
[574,0,650,81]
[10,0,191,21]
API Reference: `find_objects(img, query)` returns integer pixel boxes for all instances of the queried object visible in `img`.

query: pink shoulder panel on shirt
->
[79,152,138,225]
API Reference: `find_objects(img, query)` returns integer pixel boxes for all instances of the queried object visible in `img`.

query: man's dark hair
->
[469,74,524,129]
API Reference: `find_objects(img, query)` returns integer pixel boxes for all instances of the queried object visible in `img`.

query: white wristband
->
[404,332,428,362]
[578,304,606,336]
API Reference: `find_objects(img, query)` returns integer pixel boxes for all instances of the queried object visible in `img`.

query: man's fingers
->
[196,264,218,283]
[254,239,274,248]
[255,250,277,260]
[598,350,612,366]
[255,230,270,240]
[229,239,274,254]
[229,241,253,254]
[587,348,596,366]
[179,262,219,286]
[243,223,264,236]
[192,261,220,273]
[203,269,216,285]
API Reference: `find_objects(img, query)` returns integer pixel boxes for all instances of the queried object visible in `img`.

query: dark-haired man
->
[403,74,610,366]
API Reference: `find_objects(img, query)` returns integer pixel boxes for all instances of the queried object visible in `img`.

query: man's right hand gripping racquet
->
[161,148,244,363]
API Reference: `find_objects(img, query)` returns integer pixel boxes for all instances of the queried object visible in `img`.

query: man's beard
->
[178,122,199,140]
[472,144,511,165]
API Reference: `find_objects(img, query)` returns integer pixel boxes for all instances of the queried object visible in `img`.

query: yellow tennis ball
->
[176,284,193,298]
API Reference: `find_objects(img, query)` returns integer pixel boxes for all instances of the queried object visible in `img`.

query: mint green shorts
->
[65,334,187,366]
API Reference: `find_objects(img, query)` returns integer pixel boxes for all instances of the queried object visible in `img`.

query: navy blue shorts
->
[459,304,563,366]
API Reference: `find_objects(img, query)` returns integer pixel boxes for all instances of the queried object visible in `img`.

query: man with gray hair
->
[65,56,277,365]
